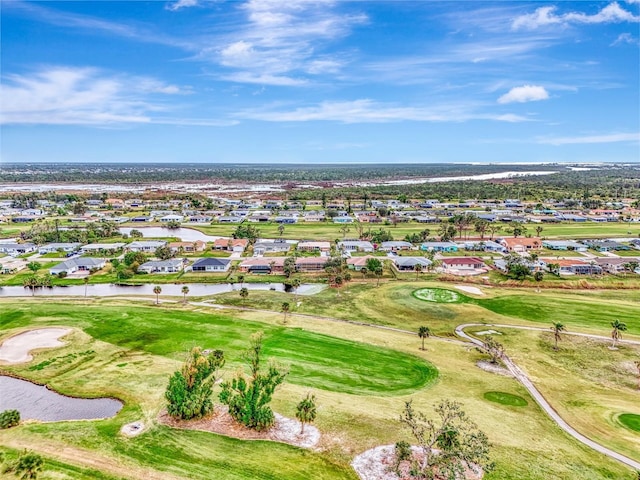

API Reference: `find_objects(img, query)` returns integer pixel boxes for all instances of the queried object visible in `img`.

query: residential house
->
[295,257,328,272]
[168,241,206,254]
[583,240,628,252]
[253,240,291,255]
[378,241,413,252]
[333,216,354,224]
[80,243,126,254]
[499,237,541,253]
[274,216,298,224]
[303,212,326,222]
[420,241,458,253]
[50,257,106,275]
[191,257,231,272]
[544,258,602,276]
[393,257,432,271]
[38,243,82,255]
[441,257,488,275]
[594,257,640,274]
[542,240,588,252]
[239,257,285,274]
[0,258,27,274]
[11,216,39,223]
[347,256,375,271]
[131,216,152,222]
[160,214,184,223]
[218,216,243,223]
[297,241,331,253]
[461,240,506,253]
[213,238,249,252]
[188,215,213,223]
[138,259,184,274]
[127,241,167,253]
[337,241,375,253]
[0,243,36,255]
[631,239,640,250]
[414,216,439,223]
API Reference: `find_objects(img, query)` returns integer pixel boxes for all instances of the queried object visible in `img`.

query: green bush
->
[0,409,20,429]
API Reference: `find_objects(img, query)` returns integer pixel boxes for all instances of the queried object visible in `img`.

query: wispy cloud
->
[166,0,199,11]
[498,85,550,104]
[235,99,529,123]
[204,0,366,85]
[512,2,640,30]
[538,132,640,145]
[611,32,639,45]
[0,66,204,126]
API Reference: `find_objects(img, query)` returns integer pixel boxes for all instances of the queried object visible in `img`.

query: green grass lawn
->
[0,302,436,396]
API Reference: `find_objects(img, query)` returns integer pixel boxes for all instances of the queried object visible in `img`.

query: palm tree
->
[239,287,249,307]
[295,393,317,435]
[83,276,89,298]
[292,277,301,300]
[13,451,44,479]
[237,274,245,287]
[277,224,285,238]
[375,266,383,287]
[610,319,627,348]
[360,267,368,280]
[418,326,430,350]
[281,302,290,323]
[551,322,565,350]
[181,285,189,304]
[634,360,640,390]
[414,263,423,279]
[153,285,162,305]
[535,225,544,238]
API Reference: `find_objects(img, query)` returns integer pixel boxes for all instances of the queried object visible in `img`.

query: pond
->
[0,282,325,298]
[0,375,122,422]
[119,227,222,242]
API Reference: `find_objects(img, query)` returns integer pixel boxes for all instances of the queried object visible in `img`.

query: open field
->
[0,285,639,479]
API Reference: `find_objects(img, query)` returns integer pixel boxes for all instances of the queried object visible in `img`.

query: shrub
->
[0,409,20,429]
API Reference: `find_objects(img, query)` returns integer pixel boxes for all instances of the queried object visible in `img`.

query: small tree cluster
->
[398,400,493,480]
[0,409,20,429]
[295,393,317,434]
[219,332,288,431]
[1,450,44,479]
[482,336,504,364]
[165,347,225,420]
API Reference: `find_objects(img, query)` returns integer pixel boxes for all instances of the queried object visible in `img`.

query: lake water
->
[0,282,325,297]
[119,227,222,242]
[0,375,122,422]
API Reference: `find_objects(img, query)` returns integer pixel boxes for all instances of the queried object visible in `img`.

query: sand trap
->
[159,406,320,449]
[352,444,483,480]
[0,328,71,364]
[121,421,145,437]
[476,330,501,336]
[454,285,484,295]
[476,360,513,377]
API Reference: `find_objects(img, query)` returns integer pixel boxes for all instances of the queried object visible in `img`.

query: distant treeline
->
[0,162,560,183]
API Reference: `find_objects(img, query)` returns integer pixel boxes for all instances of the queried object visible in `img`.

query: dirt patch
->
[476,360,513,377]
[158,405,320,449]
[0,328,71,364]
[454,285,484,295]
[352,444,483,480]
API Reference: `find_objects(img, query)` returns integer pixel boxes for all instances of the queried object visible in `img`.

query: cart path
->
[456,323,640,472]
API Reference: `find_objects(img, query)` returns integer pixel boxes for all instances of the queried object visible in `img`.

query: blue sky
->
[1,0,639,164]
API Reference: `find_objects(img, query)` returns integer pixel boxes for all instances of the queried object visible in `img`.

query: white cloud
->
[538,132,640,145]
[513,2,640,30]
[498,85,550,104]
[235,99,529,123]
[0,66,193,125]
[166,0,198,11]
[209,0,366,85]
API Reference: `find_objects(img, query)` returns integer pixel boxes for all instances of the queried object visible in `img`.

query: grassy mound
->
[412,288,464,303]
[483,391,528,407]
[617,413,640,432]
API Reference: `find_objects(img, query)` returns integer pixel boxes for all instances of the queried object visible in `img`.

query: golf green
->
[483,391,528,407]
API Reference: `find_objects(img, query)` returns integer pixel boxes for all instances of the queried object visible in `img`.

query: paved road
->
[456,323,640,472]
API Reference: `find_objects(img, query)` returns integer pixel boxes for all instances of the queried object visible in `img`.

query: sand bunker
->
[454,285,484,295]
[0,328,71,364]
[121,421,145,437]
